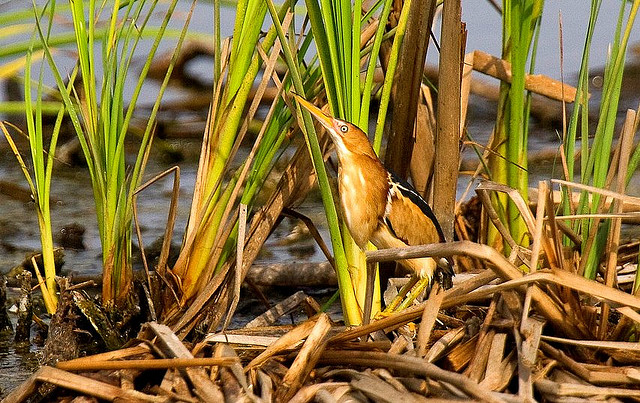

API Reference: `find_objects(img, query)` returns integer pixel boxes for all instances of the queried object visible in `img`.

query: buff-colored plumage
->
[295,95,453,287]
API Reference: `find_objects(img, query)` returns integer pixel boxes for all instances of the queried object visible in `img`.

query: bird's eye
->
[340,125,348,133]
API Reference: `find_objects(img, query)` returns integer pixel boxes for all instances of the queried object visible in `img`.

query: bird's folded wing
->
[385,173,445,246]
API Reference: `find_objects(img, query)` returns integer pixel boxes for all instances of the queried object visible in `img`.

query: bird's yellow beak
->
[293,94,334,132]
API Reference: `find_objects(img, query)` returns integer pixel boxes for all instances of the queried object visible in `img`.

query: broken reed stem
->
[433,0,463,240]
[277,313,332,401]
[56,357,240,371]
[471,50,579,102]
[416,284,443,357]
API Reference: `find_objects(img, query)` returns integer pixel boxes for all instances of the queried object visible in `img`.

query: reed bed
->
[4,0,640,401]
[6,180,640,401]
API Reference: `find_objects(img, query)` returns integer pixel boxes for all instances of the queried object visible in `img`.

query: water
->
[0,320,40,397]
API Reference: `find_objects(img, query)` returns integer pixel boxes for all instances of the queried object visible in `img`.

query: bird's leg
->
[380,275,419,315]
[395,277,431,312]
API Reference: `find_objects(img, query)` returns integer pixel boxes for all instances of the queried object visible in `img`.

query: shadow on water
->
[0,325,40,396]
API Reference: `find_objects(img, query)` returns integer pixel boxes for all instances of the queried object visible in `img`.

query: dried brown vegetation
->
[7,177,640,402]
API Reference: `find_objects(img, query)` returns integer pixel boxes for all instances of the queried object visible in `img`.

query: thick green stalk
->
[372,0,412,152]
[581,0,639,279]
[264,0,360,325]
[359,0,393,130]
[563,0,600,219]
[175,0,291,302]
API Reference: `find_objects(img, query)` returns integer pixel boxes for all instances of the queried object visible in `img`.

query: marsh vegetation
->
[2,0,640,401]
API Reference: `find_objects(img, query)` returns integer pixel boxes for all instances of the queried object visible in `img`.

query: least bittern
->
[294,95,453,315]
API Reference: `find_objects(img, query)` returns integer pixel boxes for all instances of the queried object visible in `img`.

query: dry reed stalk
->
[551,179,640,208]
[544,185,566,273]
[478,180,561,266]
[518,317,544,400]
[541,335,640,352]
[288,382,350,403]
[388,333,411,355]
[319,350,504,403]
[460,51,475,130]
[471,50,579,102]
[444,334,478,372]
[255,370,273,401]
[434,0,463,240]
[133,166,181,284]
[158,368,192,399]
[373,368,412,393]
[530,182,551,270]
[599,109,637,339]
[479,333,507,390]
[215,344,251,401]
[222,203,247,331]
[416,284,444,357]
[4,366,167,403]
[536,378,640,399]
[617,306,640,327]
[349,371,417,402]
[282,208,336,267]
[367,241,576,337]
[244,290,308,328]
[476,185,529,264]
[383,0,437,180]
[276,313,332,401]
[57,345,152,366]
[56,357,239,371]
[246,316,319,369]
[151,383,197,402]
[331,268,497,344]
[464,293,498,382]
[148,323,223,401]
[539,341,638,385]
[531,188,640,215]
[425,326,465,363]
[409,86,436,196]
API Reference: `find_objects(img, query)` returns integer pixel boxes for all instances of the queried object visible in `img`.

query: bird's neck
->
[337,148,381,170]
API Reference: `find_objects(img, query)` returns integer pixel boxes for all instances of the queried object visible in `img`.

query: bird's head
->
[294,94,376,160]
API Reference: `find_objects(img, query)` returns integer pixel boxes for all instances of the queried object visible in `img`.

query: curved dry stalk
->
[476,180,536,235]
[552,178,640,207]
[319,350,504,403]
[246,317,318,369]
[541,335,640,352]
[478,180,563,270]
[364,241,581,337]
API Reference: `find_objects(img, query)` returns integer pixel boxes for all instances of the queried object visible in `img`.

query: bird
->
[294,94,453,313]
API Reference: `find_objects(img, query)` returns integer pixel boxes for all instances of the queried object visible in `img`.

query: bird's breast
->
[337,156,388,248]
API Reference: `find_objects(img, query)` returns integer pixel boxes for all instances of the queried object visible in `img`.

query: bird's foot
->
[376,276,431,318]
[395,277,431,312]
